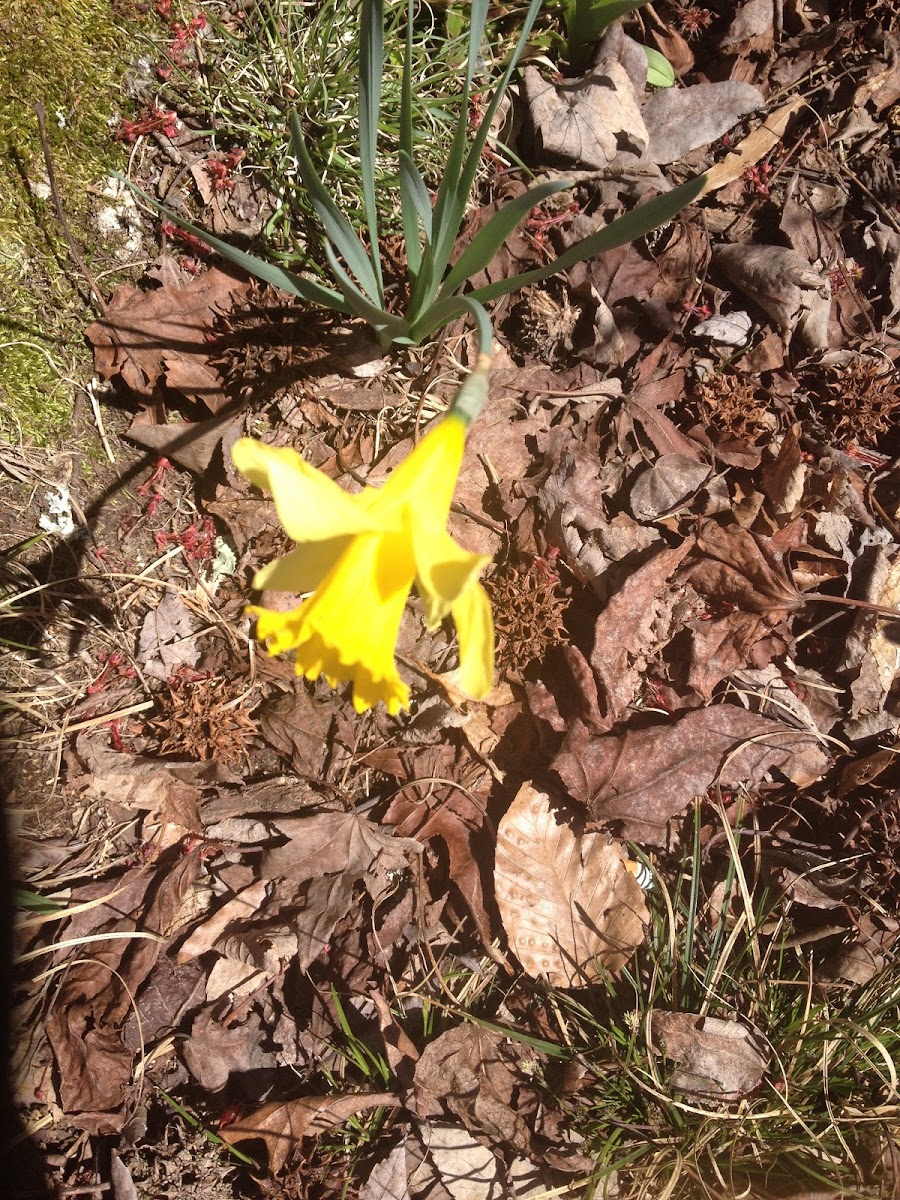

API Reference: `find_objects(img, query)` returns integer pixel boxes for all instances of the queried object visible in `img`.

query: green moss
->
[0,0,141,444]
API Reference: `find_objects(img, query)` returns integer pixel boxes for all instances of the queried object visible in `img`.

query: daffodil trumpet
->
[233,356,494,715]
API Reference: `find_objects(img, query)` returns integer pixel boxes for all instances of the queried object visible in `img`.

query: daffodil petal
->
[252,538,352,593]
[452,582,495,699]
[232,438,382,542]
[376,415,466,523]
[249,531,416,714]
[413,526,491,628]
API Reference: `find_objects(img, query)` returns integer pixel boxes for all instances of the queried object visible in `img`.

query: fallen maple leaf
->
[685,521,807,616]
[220,1092,399,1174]
[85,267,249,410]
[553,707,828,844]
[260,810,423,904]
[413,1024,533,1154]
[494,784,649,985]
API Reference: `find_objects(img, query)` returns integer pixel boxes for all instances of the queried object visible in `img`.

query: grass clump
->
[151,0,472,245]
[548,802,900,1197]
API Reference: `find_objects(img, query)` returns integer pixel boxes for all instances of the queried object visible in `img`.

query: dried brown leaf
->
[46,853,201,1131]
[642,82,763,164]
[124,411,243,475]
[590,541,693,728]
[629,453,711,521]
[494,784,649,984]
[181,1007,268,1091]
[260,810,423,903]
[713,243,831,348]
[523,61,648,168]
[651,1011,768,1099]
[417,1122,506,1200]
[362,1140,410,1200]
[554,708,828,844]
[414,1025,533,1153]
[685,521,804,620]
[220,1092,399,1174]
[85,267,249,410]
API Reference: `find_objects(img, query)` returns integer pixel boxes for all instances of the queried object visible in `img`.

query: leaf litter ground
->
[6,3,900,1199]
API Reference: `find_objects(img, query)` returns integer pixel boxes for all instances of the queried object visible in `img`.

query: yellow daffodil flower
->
[232,412,494,715]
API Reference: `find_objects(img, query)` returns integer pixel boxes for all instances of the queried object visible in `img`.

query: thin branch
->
[35,101,108,315]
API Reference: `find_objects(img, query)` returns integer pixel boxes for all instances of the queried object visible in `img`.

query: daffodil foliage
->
[233,403,493,715]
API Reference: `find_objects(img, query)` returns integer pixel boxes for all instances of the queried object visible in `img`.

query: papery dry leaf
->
[523,61,648,168]
[110,1151,139,1200]
[720,0,774,50]
[362,1140,410,1200]
[642,82,763,164]
[629,453,711,521]
[176,880,269,962]
[494,784,648,984]
[46,852,201,1131]
[137,592,199,682]
[218,874,356,973]
[384,772,494,947]
[417,1123,505,1200]
[651,1011,768,1099]
[414,1025,533,1153]
[180,1007,269,1091]
[686,609,779,700]
[256,685,333,778]
[125,411,243,475]
[220,1092,399,1174]
[554,707,828,844]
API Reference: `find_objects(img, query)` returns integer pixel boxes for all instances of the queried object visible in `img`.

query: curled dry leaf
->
[494,784,649,985]
[220,1092,399,1175]
[713,243,831,348]
[413,1024,533,1154]
[588,540,693,730]
[46,852,202,1132]
[554,707,828,844]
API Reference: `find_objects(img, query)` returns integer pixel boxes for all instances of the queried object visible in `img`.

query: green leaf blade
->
[469,173,707,303]
[438,180,573,298]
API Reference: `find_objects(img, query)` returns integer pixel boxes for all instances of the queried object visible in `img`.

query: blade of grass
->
[399,3,422,276]
[323,244,410,343]
[358,0,385,298]
[157,1088,260,1167]
[428,0,544,284]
